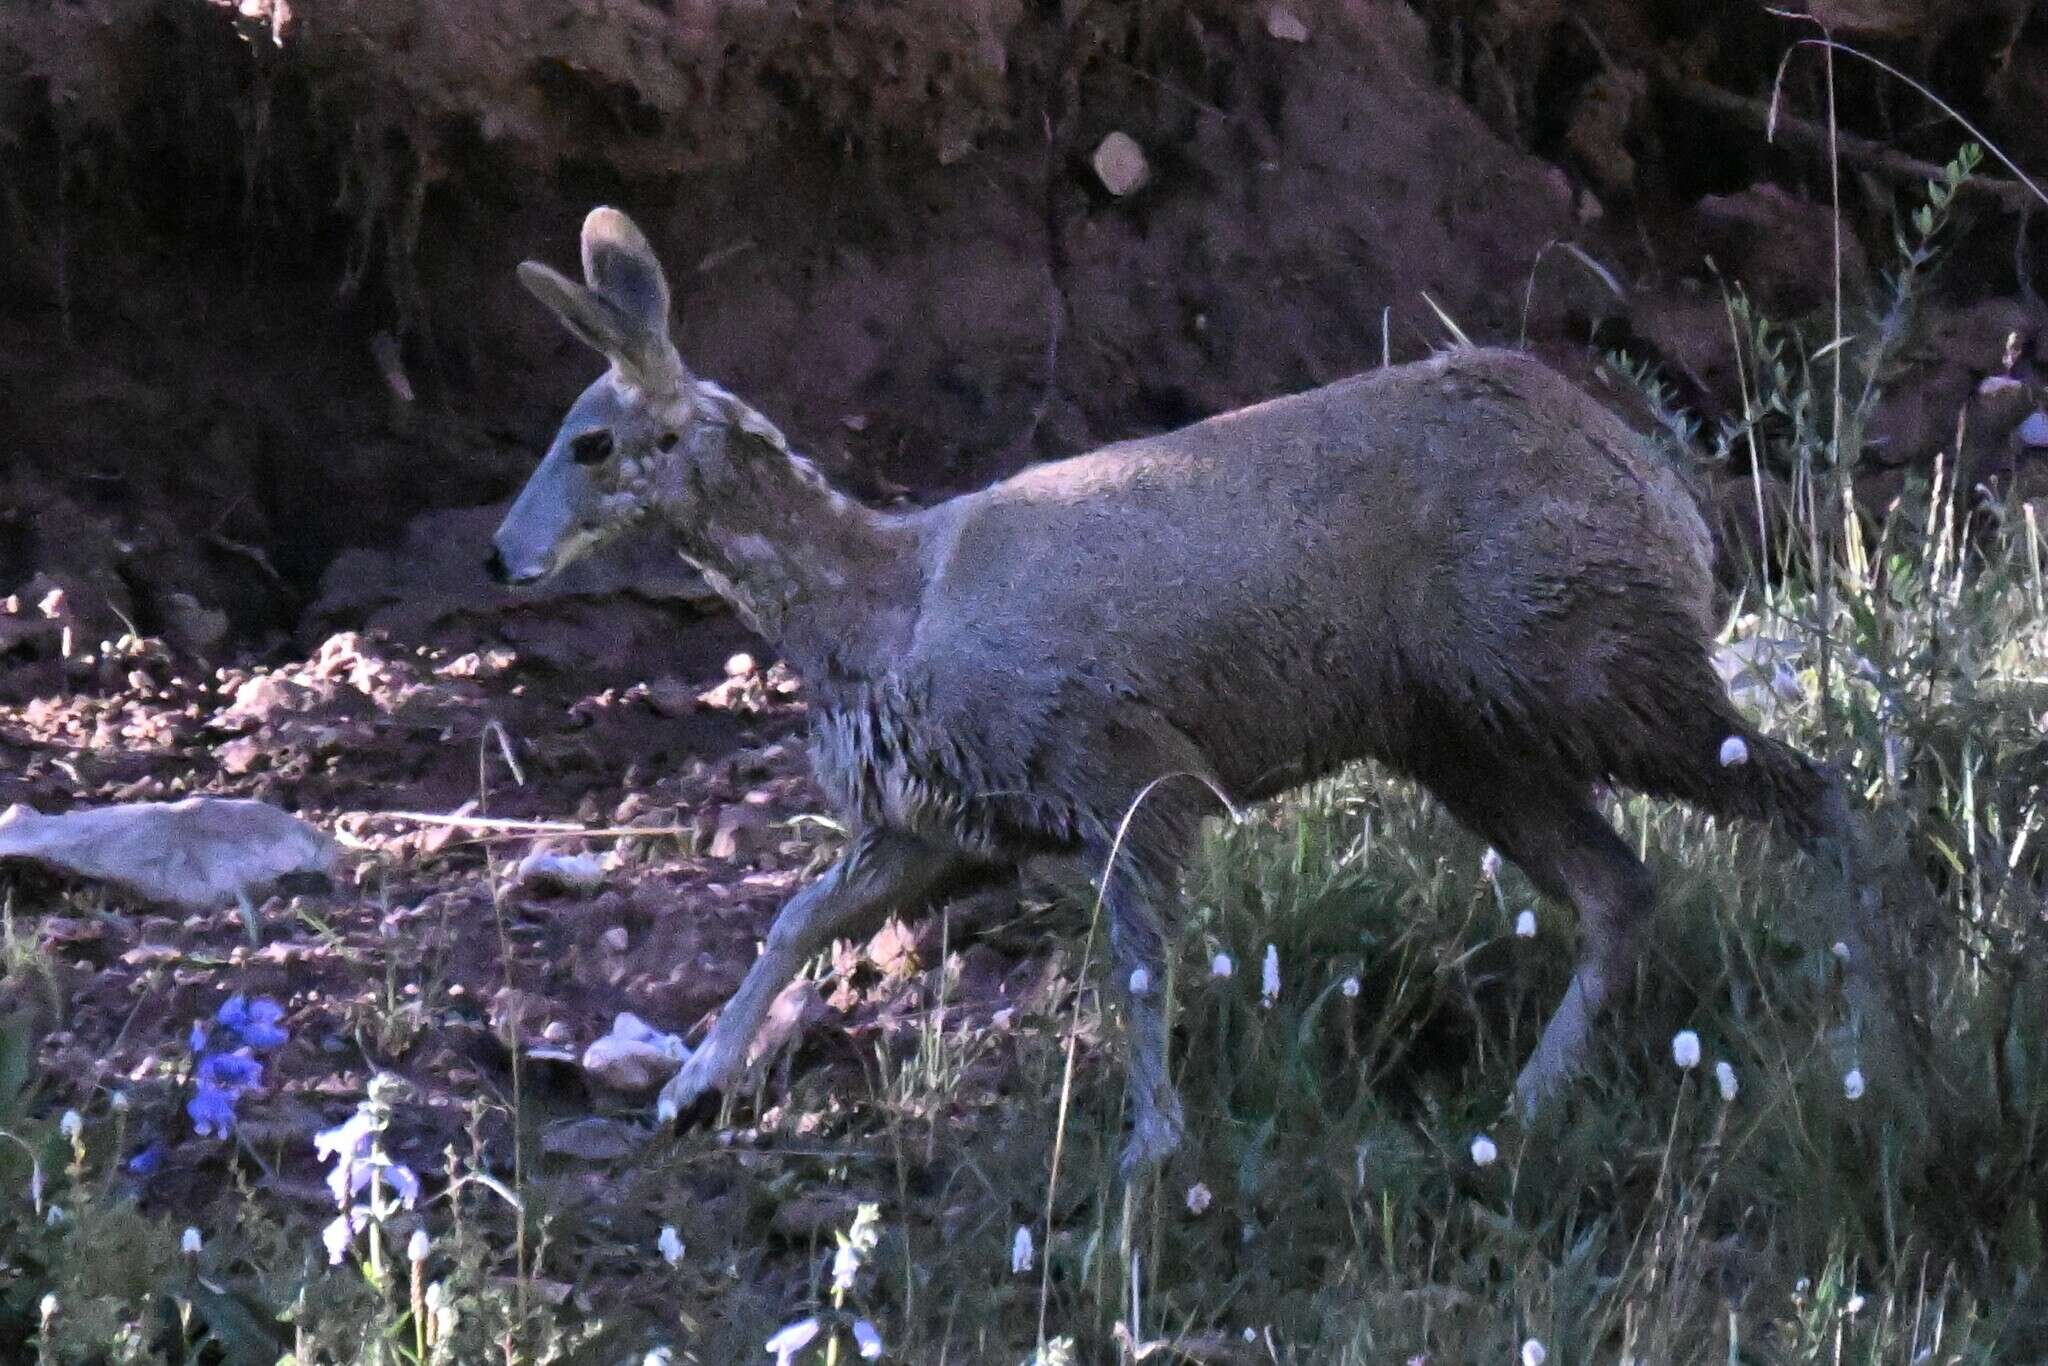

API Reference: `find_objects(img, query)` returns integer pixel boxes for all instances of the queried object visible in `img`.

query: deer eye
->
[657,431,681,452]
[570,430,614,465]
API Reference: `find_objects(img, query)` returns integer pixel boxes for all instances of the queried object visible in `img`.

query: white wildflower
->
[644,1351,675,1366]
[1210,952,1234,979]
[1514,909,1537,939]
[832,1240,860,1293]
[323,1213,354,1265]
[658,1225,685,1266]
[109,1090,129,1112]
[1127,967,1150,996]
[1715,1060,1738,1102]
[1011,1224,1035,1274]
[1261,944,1280,1006]
[58,1110,82,1141]
[1831,940,1851,961]
[851,1318,884,1359]
[1469,1134,1498,1167]
[1481,847,1503,881]
[766,1317,821,1364]
[1340,976,1360,998]
[1843,1068,1865,1101]
[408,1228,430,1263]
[1846,1293,1866,1315]
[1719,735,1750,767]
[1522,1338,1547,1366]
[181,1227,203,1256]
[1672,1030,1701,1070]
[1185,1182,1213,1215]
[38,1293,57,1321]
[44,1205,65,1227]
[426,1281,459,1340]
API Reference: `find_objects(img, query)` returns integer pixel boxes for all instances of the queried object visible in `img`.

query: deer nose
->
[484,546,511,584]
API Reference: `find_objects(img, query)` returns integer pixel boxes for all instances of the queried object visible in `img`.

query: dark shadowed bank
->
[5,0,2048,675]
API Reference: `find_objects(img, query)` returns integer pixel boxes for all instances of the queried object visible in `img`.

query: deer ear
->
[519,255,690,393]
[518,260,639,357]
[580,207,670,339]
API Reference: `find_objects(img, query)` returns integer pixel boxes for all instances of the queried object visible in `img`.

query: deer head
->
[488,207,700,586]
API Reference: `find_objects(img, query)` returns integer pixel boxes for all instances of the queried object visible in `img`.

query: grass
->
[3,150,2048,1363]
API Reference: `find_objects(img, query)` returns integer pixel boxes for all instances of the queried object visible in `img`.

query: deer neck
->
[655,391,921,683]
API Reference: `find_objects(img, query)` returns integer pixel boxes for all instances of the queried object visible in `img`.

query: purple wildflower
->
[197,1052,263,1093]
[313,1109,377,1165]
[126,1143,165,1177]
[187,1084,238,1139]
[327,1155,370,1207]
[316,1108,380,1206]
[216,996,289,1051]
[383,1162,420,1209]
[189,1022,209,1054]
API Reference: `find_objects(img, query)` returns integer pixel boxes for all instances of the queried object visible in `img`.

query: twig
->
[1103,56,1243,126]
[340,810,694,840]
[1659,64,2036,212]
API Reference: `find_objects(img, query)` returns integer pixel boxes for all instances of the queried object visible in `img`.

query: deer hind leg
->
[1427,772,1657,1119]
[1650,716,1889,1044]
[1084,809,1202,1177]
[659,828,1000,1125]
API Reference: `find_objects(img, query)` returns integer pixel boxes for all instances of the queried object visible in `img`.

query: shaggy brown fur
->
[491,208,1869,1170]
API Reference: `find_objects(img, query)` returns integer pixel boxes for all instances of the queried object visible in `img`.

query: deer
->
[488,207,1879,1172]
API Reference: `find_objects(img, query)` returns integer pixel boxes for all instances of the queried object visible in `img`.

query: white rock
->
[581,1013,691,1092]
[514,850,604,894]
[1092,132,1150,197]
[1265,6,1309,41]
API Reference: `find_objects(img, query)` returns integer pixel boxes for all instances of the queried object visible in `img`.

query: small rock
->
[770,1190,867,1239]
[161,593,229,658]
[1265,6,1309,41]
[581,1012,690,1092]
[645,676,696,718]
[601,926,630,953]
[540,1116,650,1162]
[220,674,314,727]
[514,850,604,894]
[2018,411,2048,448]
[1092,132,1150,197]
[724,652,756,678]
[215,736,266,776]
[709,804,772,863]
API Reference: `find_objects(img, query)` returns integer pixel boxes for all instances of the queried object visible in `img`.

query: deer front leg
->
[658,828,984,1125]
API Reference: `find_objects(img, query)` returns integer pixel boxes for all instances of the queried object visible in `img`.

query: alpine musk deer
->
[490,207,1873,1170]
